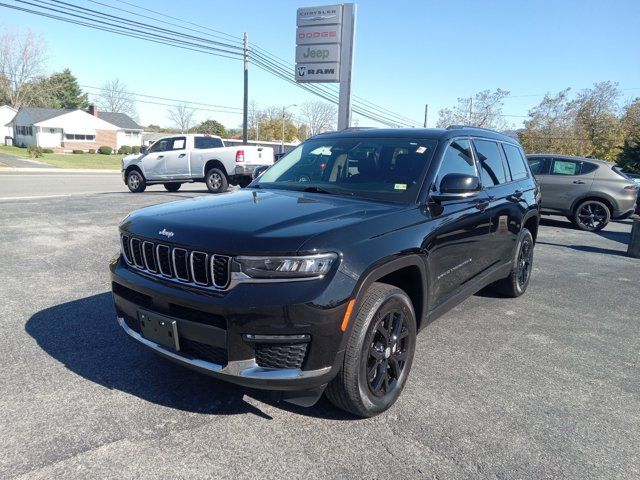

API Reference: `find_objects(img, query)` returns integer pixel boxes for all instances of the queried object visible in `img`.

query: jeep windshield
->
[254,137,438,203]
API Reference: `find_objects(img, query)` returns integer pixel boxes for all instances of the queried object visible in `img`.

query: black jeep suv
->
[111,126,540,417]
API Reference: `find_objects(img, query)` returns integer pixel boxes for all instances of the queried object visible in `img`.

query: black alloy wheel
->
[366,310,410,397]
[516,238,533,291]
[574,200,610,232]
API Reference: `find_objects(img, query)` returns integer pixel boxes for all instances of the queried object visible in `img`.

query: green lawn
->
[0,145,123,169]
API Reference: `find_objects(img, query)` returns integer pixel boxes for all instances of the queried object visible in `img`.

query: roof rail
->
[446,124,499,133]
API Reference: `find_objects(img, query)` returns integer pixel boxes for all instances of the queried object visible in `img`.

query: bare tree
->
[96,78,138,119]
[299,100,337,136]
[0,29,48,108]
[168,103,196,133]
[436,89,511,130]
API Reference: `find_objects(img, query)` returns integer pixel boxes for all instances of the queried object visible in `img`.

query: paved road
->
[0,152,53,168]
[0,177,638,479]
[0,170,214,199]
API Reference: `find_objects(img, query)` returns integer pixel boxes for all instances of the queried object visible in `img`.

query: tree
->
[620,98,640,142]
[570,81,622,160]
[436,89,510,130]
[195,119,227,137]
[47,69,88,109]
[0,29,48,108]
[299,100,336,136]
[97,78,137,119]
[616,134,640,174]
[168,103,196,133]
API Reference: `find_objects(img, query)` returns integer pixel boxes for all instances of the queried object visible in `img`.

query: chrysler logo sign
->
[297,4,342,26]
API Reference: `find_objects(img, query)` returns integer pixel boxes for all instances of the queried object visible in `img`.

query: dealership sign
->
[295,4,344,83]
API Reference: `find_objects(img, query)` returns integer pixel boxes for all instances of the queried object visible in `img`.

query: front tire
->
[325,282,417,417]
[126,170,146,193]
[492,227,534,298]
[205,168,228,194]
[574,200,610,232]
[163,183,182,192]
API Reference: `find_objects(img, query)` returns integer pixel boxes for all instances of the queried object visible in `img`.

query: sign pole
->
[337,3,356,130]
[242,32,249,145]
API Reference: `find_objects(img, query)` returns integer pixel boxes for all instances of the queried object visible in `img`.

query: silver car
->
[526,154,638,231]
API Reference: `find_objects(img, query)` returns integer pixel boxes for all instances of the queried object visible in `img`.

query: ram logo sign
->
[295,62,340,83]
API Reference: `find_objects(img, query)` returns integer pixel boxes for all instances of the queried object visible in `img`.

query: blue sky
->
[1,0,639,130]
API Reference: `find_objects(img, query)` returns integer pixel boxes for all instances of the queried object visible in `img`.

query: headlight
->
[235,253,338,279]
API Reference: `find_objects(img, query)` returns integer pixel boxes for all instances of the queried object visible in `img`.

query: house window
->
[15,126,33,136]
[64,134,96,141]
[125,130,139,138]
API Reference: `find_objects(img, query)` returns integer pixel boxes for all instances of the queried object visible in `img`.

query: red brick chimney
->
[88,104,98,116]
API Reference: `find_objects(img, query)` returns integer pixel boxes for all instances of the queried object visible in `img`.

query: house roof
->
[13,107,142,130]
[97,111,143,130]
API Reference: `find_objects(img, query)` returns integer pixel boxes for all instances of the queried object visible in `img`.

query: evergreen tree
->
[48,69,89,109]
[617,135,640,174]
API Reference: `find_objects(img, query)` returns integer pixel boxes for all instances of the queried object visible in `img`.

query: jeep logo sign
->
[296,44,340,63]
[295,62,340,83]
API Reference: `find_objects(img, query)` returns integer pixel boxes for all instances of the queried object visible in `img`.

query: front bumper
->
[111,257,350,391]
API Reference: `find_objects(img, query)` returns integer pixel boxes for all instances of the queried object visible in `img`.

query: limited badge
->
[394,184,407,190]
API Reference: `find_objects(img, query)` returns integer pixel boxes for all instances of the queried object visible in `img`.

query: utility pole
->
[242,32,249,145]
[468,97,473,125]
[281,104,297,154]
[423,104,428,128]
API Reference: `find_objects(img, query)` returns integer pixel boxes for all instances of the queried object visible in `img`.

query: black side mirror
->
[140,146,148,155]
[432,173,480,200]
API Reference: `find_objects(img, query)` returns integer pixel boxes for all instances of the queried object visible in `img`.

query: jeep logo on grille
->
[158,228,174,239]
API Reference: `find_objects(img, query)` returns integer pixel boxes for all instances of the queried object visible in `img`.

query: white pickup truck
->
[121,134,274,193]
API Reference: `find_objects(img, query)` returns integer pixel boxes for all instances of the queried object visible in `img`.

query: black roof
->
[97,111,142,130]
[313,126,519,144]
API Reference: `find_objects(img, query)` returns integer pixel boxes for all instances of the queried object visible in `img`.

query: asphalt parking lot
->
[1,173,638,479]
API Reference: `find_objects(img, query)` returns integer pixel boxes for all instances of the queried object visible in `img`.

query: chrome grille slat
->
[121,234,231,291]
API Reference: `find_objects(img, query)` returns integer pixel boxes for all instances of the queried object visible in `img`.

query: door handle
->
[178,153,186,158]
[513,190,523,198]
[572,180,585,184]
[508,190,523,201]
[475,199,489,211]
[158,155,164,159]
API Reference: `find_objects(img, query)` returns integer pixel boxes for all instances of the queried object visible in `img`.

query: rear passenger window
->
[551,160,580,175]
[474,139,506,187]
[435,139,475,190]
[194,136,224,149]
[502,143,528,180]
[580,162,598,174]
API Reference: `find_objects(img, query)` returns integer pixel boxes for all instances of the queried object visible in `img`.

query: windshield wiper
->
[303,186,353,196]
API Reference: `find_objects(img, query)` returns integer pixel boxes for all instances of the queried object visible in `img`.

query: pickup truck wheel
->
[163,183,181,192]
[492,227,534,298]
[126,170,146,193]
[205,168,228,194]
[325,282,416,417]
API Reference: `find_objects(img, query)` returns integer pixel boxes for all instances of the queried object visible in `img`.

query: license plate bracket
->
[139,310,180,351]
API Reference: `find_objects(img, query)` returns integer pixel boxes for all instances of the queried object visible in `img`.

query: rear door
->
[472,138,520,269]
[426,138,492,306]
[542,158,596,212]
[163,136,190,178]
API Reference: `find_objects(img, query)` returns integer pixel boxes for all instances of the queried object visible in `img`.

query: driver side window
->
[435,139,475,190]
[148,138,171,153]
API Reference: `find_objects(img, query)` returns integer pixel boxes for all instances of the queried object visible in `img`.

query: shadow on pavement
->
[25,292,353,420]
[536,241,628,257]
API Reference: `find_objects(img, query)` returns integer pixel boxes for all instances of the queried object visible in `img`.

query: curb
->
[0,167,120,173]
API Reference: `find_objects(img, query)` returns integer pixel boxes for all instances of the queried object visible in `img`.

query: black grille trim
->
[180,338,228,365]
[255,343,308,369]
[120,234,231,292]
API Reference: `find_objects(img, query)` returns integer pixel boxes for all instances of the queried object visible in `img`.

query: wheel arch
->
[203,159,228,179]
[124,164,144,178]
[522,210,539,243]
[570,194,615,216]
[350,255,428,333]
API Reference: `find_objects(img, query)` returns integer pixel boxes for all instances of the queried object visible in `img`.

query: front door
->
[163,136,190,178]
[142,137,172,180]
[425,138,492,306]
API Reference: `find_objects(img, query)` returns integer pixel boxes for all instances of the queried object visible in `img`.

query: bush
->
[72,149,84,154]
[98,146,113,155]
[88,149,96,154]
[27,146,43,158]
[131,145,141,154]
[42,148,54,154]
[118,145,132,155]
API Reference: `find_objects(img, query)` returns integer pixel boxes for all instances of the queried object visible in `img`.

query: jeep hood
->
[121,188,410,255]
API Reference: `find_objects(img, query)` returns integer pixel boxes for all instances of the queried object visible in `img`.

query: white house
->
[0,105,17,141]
[9,105,143,152]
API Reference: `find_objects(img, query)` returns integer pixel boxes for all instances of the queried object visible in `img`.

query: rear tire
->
[163,183,182,192]
[205,168,228,194]
[492,228,534,298]
[573,200,610,232]
[126,170,146,193]
[325,282,417,417]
